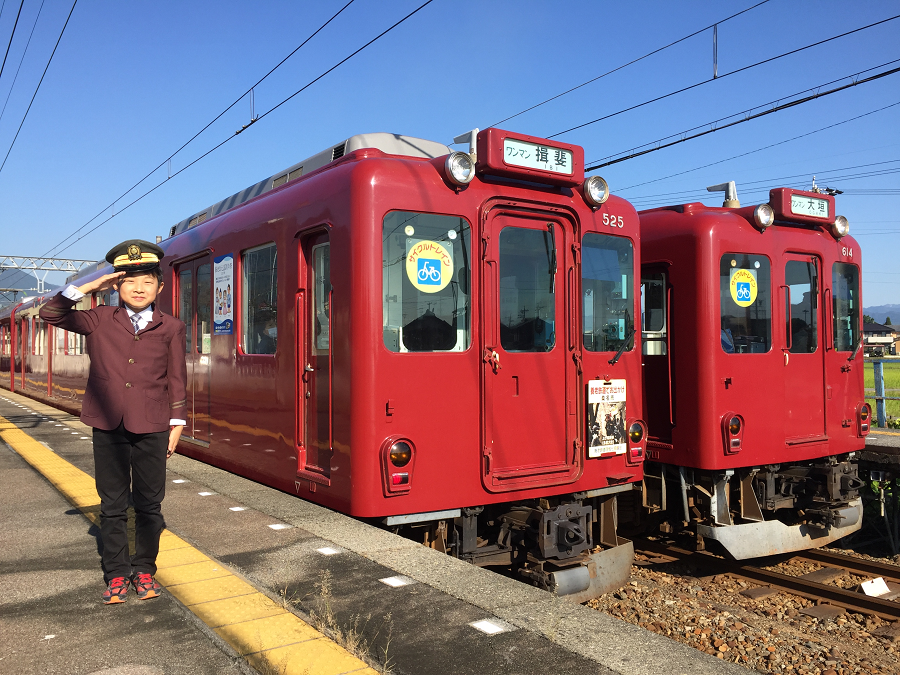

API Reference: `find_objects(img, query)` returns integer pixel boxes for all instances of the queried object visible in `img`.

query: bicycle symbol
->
[735,282,751,301]
[417,258,442,285]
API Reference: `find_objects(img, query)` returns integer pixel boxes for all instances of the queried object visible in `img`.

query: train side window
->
[197,263,211,354]
[832,262,860,351]
[312,243,330,352]
[582,233,634,353]
[785,260,818,354]
[382,211,471,353]
[720,253,771,354]
[641,272,666,356]
[242,243,278,355]
[178,270,193,353]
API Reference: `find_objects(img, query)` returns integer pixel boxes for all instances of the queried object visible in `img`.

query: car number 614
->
[602,213,624,228]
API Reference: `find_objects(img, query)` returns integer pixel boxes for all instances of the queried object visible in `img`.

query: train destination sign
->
[502,138,574,175]
[790,194,829,219]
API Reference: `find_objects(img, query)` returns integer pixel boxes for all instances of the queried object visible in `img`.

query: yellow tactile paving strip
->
[0,412,378,675]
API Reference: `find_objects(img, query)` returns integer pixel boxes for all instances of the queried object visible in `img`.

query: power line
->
[489,0,772,128]
[0,0,76,175]
[550,13,900,139]
[50,0,437,257]
[616,101,900,192]
[0,0,24,83]
[42,0,357,258]
[0,0,45,125]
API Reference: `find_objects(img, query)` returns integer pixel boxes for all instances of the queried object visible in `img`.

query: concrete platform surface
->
[0,388,742,675]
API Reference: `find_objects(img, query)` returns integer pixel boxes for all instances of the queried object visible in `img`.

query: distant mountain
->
[864,304,900,324]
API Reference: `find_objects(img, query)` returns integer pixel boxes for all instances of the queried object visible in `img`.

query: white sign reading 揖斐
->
[503,138,573,175]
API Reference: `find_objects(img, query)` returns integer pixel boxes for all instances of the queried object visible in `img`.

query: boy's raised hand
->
[76,271,125,295]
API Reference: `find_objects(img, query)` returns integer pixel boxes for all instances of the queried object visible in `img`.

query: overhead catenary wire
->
[615,101,900,192]
[49,0,437,258]
[0,0,45,125]
[549,13,900,139]
[490,0,772,128]
[0,0,25,83]
[0,0,76,175]
[40,0,358,258]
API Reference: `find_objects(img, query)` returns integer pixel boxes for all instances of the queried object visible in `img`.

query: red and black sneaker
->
[132,572,162,600]
[102,576,130,604]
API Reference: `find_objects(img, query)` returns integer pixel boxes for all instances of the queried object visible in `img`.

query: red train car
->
[630,183,866,558]
[1,128,647,598]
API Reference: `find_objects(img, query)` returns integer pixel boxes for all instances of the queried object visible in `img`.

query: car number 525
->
[602,213,624,228]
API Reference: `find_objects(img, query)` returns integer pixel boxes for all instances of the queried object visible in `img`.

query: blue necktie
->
[131,315,141,334]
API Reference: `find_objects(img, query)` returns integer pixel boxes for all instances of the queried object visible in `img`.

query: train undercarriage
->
[627,456,865,559]
[387,488,634,602]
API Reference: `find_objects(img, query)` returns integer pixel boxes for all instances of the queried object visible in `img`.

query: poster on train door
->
[213,254,234,335]
[587,379,626,458]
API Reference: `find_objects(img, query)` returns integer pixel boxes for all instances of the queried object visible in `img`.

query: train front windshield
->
[832,262,860,351]
[720,253,772,354]
[582,234,634,353]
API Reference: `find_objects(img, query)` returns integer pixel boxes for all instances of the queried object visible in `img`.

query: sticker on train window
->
[729,268,757,307]
[587,379,626,458]
[406,239,453,293]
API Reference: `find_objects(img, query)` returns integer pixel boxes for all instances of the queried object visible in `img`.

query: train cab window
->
[242,243,278,355]
[720,254,771,354]
[382,211,471,352]
[784,260,818,354]
[499,227,556,352]
[832,262,860,351]
[179,270,193,353]
[641,272,666,356]
[582,234,634,353]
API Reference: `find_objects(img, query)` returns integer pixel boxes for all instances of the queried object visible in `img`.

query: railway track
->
[636,540,900,622]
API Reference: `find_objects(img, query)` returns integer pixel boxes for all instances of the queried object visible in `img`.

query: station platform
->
[0,389,742,675]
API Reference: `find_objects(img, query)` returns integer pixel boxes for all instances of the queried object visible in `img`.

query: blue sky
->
[0,0,897,304]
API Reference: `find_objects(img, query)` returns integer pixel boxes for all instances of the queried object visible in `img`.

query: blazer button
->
[134,336,140,341]
[128,358,135,364]
[125,383,132,388]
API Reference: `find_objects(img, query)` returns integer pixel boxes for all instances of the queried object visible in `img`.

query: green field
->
[864,358,900,423]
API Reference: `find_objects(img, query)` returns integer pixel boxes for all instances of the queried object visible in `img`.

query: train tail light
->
[626,419,646,465]
[381,437,416,495]
[722,413,744,454]
[832,215,850,239]
[858,403,871,436]
[444,152,475,186]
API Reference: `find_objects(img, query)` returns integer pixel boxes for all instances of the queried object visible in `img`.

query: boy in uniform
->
[40,240,187,603]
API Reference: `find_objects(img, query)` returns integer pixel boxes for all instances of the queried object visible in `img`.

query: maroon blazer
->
[40,292,188,434]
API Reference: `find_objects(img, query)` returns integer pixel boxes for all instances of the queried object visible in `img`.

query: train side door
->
[641,268,673,440]
[298,233,332,480]
[782,254,825,440]
[176,257,212,444]
[481,210,579,491]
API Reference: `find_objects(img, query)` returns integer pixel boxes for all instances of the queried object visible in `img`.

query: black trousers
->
[93,423,167,582]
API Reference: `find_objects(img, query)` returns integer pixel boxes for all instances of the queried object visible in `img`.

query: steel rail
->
[636,541,900,622]
[791,548,900,583]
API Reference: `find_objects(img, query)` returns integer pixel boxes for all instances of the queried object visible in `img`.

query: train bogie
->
[630,185,866,558]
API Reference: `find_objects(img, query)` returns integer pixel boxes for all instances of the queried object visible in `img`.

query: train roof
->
[167,132,451,239]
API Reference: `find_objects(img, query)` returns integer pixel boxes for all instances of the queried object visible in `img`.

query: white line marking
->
[229,506,246,511]
[470,619,514,635]
[379,575,416,588]
[198,491,215,496]
[172,479,187,484]
[268,524,292,530]
[316,547,340,555]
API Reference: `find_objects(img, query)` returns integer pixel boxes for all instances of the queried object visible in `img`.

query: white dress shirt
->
[61,285,186,427]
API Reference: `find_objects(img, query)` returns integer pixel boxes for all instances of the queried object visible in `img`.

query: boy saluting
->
[40,239,187,604]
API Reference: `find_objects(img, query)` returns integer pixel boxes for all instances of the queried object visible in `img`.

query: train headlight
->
[832,215,849,239]
[722,412,743,454]
[628,422,644,444]
[445,151,475,186]
[583,175,610,207]
[753,204,775,230]
[859,402,871,436]
[389,441,412,467]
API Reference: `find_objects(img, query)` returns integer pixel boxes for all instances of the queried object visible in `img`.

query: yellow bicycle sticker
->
[406,240,453,293]
[730,269,758,307]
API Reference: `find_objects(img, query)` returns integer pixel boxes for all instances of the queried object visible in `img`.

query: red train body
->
[631,185,867,558]
[1,129,645,597]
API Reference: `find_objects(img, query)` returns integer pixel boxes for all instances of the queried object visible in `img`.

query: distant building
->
[863,322,897,357]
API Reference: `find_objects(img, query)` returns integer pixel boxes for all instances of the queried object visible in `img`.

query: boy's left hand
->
[167,425,183,458]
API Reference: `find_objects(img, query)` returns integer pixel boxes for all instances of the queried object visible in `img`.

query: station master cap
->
[105,239,164,272]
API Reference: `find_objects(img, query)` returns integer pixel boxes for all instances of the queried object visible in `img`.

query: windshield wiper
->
[608,324,636,365]
[849,336,862,362]
[543,223,557,293]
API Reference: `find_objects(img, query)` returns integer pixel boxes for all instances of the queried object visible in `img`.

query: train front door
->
[176,257,211,444]
[481,210,579,491]
[782,254,825,440]
[298,233,332,480]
